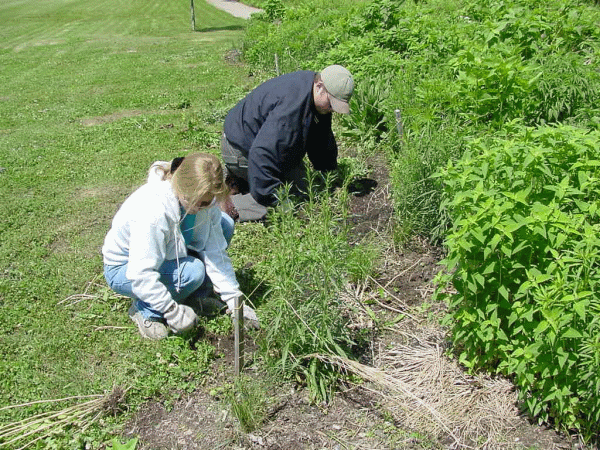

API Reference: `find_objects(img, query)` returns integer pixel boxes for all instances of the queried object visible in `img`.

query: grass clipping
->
[313,338,519,448]
[0,386,126,450]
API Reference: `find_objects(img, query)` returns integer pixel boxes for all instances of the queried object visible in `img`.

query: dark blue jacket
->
[224,70,338,206]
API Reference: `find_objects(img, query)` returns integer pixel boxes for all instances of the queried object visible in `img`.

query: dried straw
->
[311,337,519,449]
[0,386,127,450]
[378,341,518,444]
[311,353,463,446]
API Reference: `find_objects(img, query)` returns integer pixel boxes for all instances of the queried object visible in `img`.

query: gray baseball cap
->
[321,65,354,114]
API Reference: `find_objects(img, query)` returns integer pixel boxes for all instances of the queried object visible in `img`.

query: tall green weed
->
[528,53,600,125]
[435,123,600,439]
[464,0,600,53]
[256,171,377,402]
[448,45,542,126]
[388,111,465,243]
[447,0,600,128]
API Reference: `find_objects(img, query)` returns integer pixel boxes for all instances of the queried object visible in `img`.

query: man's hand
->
[219,195,239,221]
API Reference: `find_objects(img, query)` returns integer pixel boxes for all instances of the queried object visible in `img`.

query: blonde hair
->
[161,153,228,213]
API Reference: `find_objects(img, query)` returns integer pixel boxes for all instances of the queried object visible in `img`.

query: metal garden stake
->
[234,296,244,376]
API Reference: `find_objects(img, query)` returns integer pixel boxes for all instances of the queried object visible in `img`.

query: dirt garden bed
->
[119,152,589,450]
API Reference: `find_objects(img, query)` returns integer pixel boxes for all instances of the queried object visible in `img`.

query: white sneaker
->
[128,304,169,340]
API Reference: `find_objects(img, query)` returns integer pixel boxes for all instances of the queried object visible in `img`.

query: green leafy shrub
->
[338,74,390,145]
[463,0,600,56]
[346,0,474,64]
[448,45,599,129]
[465,0,557,58]
[446,0,600,128]
[348,0,401,34]
[262,0,285,22]
[448,45,541,126]
[434,123,600,439]
[315,37,404,81]
[242,0,355,74]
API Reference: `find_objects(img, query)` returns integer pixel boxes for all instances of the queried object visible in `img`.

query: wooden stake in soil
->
[234,296,244,376]
[395,109,403,142]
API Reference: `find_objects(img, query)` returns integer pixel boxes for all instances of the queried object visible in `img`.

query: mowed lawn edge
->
[0,0,259,433]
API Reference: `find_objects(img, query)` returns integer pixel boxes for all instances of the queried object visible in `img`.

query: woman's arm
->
[197,208,243,303]
[126,217,176,313]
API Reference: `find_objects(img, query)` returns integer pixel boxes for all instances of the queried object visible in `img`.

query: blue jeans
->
[221,211,234,244]
[104,211,234,320]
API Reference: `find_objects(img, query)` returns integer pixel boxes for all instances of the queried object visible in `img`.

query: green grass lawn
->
[0,0,259,444]
[0,0,380,447]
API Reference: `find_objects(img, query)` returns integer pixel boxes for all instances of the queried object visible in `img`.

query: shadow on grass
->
[236,264,269,310]
[347,178,377,197]
[194,25,245,32]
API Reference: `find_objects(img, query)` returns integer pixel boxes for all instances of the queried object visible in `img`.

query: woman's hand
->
[164,303,198,333]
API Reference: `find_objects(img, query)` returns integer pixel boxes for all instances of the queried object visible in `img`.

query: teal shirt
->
[180,207,197,246]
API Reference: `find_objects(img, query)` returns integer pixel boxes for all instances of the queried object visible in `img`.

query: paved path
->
[205,0,263,19]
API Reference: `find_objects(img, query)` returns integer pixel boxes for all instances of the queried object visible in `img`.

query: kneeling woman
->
[102,153,259,339]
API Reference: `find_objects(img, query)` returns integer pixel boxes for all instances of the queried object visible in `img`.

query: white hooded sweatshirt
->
[102,161,242,313]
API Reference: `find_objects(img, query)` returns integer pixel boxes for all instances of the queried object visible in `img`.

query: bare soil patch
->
[121,153,590,450]
[81,110,174,127]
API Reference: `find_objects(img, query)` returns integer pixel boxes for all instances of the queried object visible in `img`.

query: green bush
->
[338,74,390,145]
[315,37,404,81]
[434,123,600,439]
[464,0,600,57]
[445,0,600,128]
[242,0,355,74]
[448,45,541,126]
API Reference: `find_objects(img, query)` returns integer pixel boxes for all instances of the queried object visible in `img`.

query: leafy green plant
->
[111,437,138,450]
[526,52,600,125]
[348,0,401,34]
[243,0,352,74]
[434,123,600,440]
[262,0,285,22]
[448,45,541,126]
[338,75,390,145]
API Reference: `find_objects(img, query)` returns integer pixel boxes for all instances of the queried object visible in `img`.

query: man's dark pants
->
[221,133,307,222]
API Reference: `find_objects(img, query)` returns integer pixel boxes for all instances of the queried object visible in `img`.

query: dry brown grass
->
[334,278,521,449]
[0,387,127,450]
[314,340,519,449]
